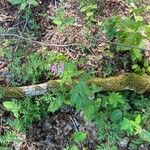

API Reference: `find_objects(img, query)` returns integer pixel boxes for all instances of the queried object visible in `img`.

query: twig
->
[0,32,149,51]
[0,33,78,47]
[73,32,150,51]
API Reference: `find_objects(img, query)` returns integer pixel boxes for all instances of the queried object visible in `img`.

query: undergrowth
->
[1,0,150,150]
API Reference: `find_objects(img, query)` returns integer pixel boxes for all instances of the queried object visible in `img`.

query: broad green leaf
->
[110,109,123,122]
[3,101,20,118]
[48,98,62,113]
[53,18,62,26]
[72,131,86,143]
[91,4,97,9]
[108,92,124,108]
[86,12,94,17]
[80,6,88,12]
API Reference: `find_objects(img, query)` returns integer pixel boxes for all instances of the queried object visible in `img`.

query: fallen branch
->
[0,33,149,51]
[1,73,150,98]
[0,33,78,47]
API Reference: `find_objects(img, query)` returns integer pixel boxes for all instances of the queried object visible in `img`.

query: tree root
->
[1,73,150,98]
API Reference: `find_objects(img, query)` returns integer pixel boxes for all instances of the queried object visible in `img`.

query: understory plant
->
[101,16,150,74]
[2,78,150,149]
[10,0,38,10]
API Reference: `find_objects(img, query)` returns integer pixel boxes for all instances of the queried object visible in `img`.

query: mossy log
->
[1,73,150,98]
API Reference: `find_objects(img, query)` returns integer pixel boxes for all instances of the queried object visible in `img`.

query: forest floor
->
[0,0,150,150]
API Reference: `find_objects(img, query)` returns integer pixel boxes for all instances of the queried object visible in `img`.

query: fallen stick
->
[1,73,150,98]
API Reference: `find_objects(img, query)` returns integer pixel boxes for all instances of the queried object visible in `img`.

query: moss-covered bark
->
[1,73,150,98]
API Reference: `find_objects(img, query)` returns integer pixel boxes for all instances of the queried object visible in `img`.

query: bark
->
[1,73,150,98]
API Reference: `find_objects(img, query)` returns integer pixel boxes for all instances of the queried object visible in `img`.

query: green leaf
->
[80,6,88,12]
[139,130,150,142]
[130,49,143,61]
[0,48,4,57]
[20,2,28,10]
[70,145,79,150]
[120,118,134,135]
[90,4,97,9]
[135,114,141,125]
[3,101,20,118]
[64,17,74,26]
[53,18,62,26]
[84,103,95,121]
[0,26,6,34]
[110,109,123,122]
[108,92,124,108]
[29,0,38,6]
[86,12,94,17]
[145,25,150,38]
[48,98,62,113]
[10,0,22,5]
[72,131,86,143]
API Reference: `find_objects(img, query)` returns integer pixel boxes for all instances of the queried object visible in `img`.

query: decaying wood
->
[1,73,150,98]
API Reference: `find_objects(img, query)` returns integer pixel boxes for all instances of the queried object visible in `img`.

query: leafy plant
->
[53,8,74,31]
[108,92,124,108]
[80,3,97,23]
[7,51,67,85]
[101,16,150,74]
[10,0,38,10]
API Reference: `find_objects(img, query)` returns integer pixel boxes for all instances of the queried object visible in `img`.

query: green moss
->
[1,73,150,98]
